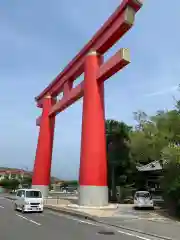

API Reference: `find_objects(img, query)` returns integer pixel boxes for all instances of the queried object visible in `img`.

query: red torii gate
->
[32,0,143,206]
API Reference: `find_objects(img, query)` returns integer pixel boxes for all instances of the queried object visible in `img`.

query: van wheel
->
[21,206,25,214]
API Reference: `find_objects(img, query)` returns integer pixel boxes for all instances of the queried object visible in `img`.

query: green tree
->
[161,144,180,216]
[129,110,176,165]
[10,179,20,191]
[133,111,148,131]
[130,112,158,164]
[130,102,180,215]
[21,176,32,188]
[60,180,78,188]
[0,179,20,191]
[130,130,153,164]
[106,119,132,201]
[66,180,78,186]
[0,179,10,189]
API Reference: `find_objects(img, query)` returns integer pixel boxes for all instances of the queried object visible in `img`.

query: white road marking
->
[2,197,13,202]
[77,219,98,226]
[68,217,154,239]
[46,210,161,240]
[0,205,4,208]
[6,199,13,202]
[33,213,45,217]
[120,218,142,222]
[16,214,41,226]
[117,230,152,240]
[47,210,98,226]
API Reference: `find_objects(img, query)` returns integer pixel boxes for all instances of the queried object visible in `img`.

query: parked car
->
[134,191,154,209]
[14,188,44,213]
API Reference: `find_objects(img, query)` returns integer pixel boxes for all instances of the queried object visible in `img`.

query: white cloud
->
[144,85,179,97]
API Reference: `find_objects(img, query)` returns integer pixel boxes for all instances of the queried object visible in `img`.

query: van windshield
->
[25,191,42,198]
[136,192,150,198]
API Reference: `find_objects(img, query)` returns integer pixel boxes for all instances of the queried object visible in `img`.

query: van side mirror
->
[21,194,25,198]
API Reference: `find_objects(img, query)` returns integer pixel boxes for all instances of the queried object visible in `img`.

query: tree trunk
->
[111,165,117,202]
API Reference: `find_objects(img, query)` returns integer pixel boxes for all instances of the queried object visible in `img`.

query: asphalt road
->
[0,196,163,240]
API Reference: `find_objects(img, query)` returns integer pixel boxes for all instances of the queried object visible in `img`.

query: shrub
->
[161,152,180,217]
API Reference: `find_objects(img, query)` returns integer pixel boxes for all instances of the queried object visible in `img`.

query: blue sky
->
[0,0,180,180]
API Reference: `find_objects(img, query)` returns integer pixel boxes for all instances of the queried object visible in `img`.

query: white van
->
[14,189,44,213]
[134,191,154,209]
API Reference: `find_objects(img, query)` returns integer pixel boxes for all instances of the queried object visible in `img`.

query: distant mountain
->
[0,167,23,171]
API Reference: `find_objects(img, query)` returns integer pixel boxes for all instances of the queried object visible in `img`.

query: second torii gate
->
[32,0,143,206]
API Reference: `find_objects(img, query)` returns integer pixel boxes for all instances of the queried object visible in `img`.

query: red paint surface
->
[79,53,107,186]
[50,81,84,117]
[48,49,130,116]
[35,0,142,102]
[32,97,55,186]
[97,50,130,83]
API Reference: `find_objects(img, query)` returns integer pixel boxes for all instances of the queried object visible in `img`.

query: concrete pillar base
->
[78,186,108,207]
[31,185,49,198]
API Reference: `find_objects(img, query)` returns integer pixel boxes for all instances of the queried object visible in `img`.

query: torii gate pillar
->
[32,96,56,197]
[79,51,108,206]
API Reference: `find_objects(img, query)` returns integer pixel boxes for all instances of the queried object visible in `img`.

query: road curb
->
[97,220,172,240]
[44,205,97,222]
[45,205,172,240]
[5,196,15,201]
